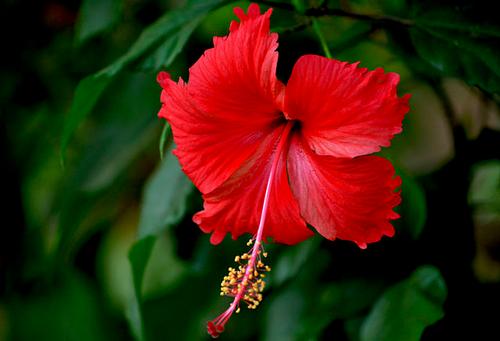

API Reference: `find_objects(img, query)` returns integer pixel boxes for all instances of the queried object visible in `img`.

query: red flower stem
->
[233,120,292,306]
[210,121,294,334]
[255,121,294,248]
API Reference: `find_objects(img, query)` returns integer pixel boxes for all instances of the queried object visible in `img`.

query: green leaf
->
[128,236,157,341]
[272,237,321,287]
[263,285,306,341]
[380,0,407,16]
[129,237,157,302]
[75,0,122,44]
[52,72,161,261]
[291,0,306,14]
[60,73,112,166]
[61,0,224,162]
[159,123,171,160]
[102,0,223,74]
[127,146,194,339]
[137,149,193,239]
[264,247,332,341]
[410,7,500,94]
[78,72,160,192]
[127,235,190,340]
[141,233,187,298]
[360,266,447,341]
[79,119,154,192]
[296,279,386,340]
[140,16,204,71]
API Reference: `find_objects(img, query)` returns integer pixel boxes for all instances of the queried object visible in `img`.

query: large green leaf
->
[264,247,332,341]
[410,7,500,94]
[137,149,193,239]
[360,265,447,341]
[128,236,156,341]
[140,16,204,71]
[78,73,158,192]
[60,73,112,166]
[263,285,306,341]
[75,0,122,44]
[295,279,387,340]
[128,148,194,339]
[61,0,224,163]
[271,237,321,287]
[53,72,160,262]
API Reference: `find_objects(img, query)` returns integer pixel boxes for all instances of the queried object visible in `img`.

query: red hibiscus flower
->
[157,3,410,337]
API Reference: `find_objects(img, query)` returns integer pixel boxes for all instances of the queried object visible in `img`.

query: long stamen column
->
[207,121,294,338]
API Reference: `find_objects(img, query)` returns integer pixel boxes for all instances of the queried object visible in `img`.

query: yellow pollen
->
[217,238,271,310]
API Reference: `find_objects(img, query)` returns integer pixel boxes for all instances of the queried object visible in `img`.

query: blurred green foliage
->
[1,0,499,340]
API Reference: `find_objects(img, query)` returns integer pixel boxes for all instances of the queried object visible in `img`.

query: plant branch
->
[274,22,309,35]
[305,7,413,27]
[254,0,413,27]
[253,0,294,11]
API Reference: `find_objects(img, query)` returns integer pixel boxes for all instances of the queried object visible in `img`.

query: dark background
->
[1,0,499,340]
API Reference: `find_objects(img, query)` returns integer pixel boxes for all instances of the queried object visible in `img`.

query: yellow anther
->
[217,244,272,315]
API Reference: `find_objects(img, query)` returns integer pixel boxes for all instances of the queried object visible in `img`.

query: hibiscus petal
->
[193,127,313,245]
[285,55,410,158]
[158,4,284,194]
[287,135,401,248]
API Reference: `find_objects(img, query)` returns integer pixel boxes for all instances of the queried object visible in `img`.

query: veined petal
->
[285,55,410,158]
[158,4,283,194]
[287,134,401,248]
[194,126,313,245]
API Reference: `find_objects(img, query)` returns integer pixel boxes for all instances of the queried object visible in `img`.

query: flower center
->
[207,121,294,338]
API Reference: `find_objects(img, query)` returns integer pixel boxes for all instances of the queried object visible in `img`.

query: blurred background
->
[1,0,499,340]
